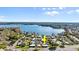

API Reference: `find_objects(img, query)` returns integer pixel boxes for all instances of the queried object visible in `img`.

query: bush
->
[21,46,29,51]
[16,45,29,51]
[59,45,65,48]
[49,45,57,51]
[16,46,20,48]
[0,44,7,49]
[33,48,39,51]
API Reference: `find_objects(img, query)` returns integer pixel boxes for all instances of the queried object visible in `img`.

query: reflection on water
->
[0,24,64,35]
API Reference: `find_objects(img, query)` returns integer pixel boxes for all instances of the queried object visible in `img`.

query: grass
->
[0,44,7,49]
[21,46,29,51]
[16,45,29,51]
[16,46,20,48]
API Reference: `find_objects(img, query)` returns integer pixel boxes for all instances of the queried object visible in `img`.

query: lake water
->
[0,24,64,35]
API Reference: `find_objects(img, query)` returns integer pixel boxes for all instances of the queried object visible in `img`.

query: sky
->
[0,7,79,22]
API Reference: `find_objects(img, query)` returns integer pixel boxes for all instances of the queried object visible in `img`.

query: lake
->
[0,24,65,35]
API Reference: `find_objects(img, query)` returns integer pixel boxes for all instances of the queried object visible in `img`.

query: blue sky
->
[0,7,79,22]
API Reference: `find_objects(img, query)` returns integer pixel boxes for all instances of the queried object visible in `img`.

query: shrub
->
[33,48,39,51]
[59,45,65,48]
[49,46,56,51]
[0,43,7,49]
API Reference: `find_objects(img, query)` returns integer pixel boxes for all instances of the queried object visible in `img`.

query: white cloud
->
[67,10,74,14]
[0,19,8,22]
[76,9,79,13]
[42,8,51,10]
[42,7,65,11]
[0,19,44,22]
[42,8,46,10]
[52,8,56,10]
[47,8,51,10]
[0,19,28,22]
[45,11,59,16]
[59,7,64,10]
[67,9,79,14]
[0,16,6,18]
[42,7,57,11]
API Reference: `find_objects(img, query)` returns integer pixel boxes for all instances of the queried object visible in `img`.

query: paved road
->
[27,47,49,51]
[56,45,79,51]
[27,44,79,51]
[12,36,25,48]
